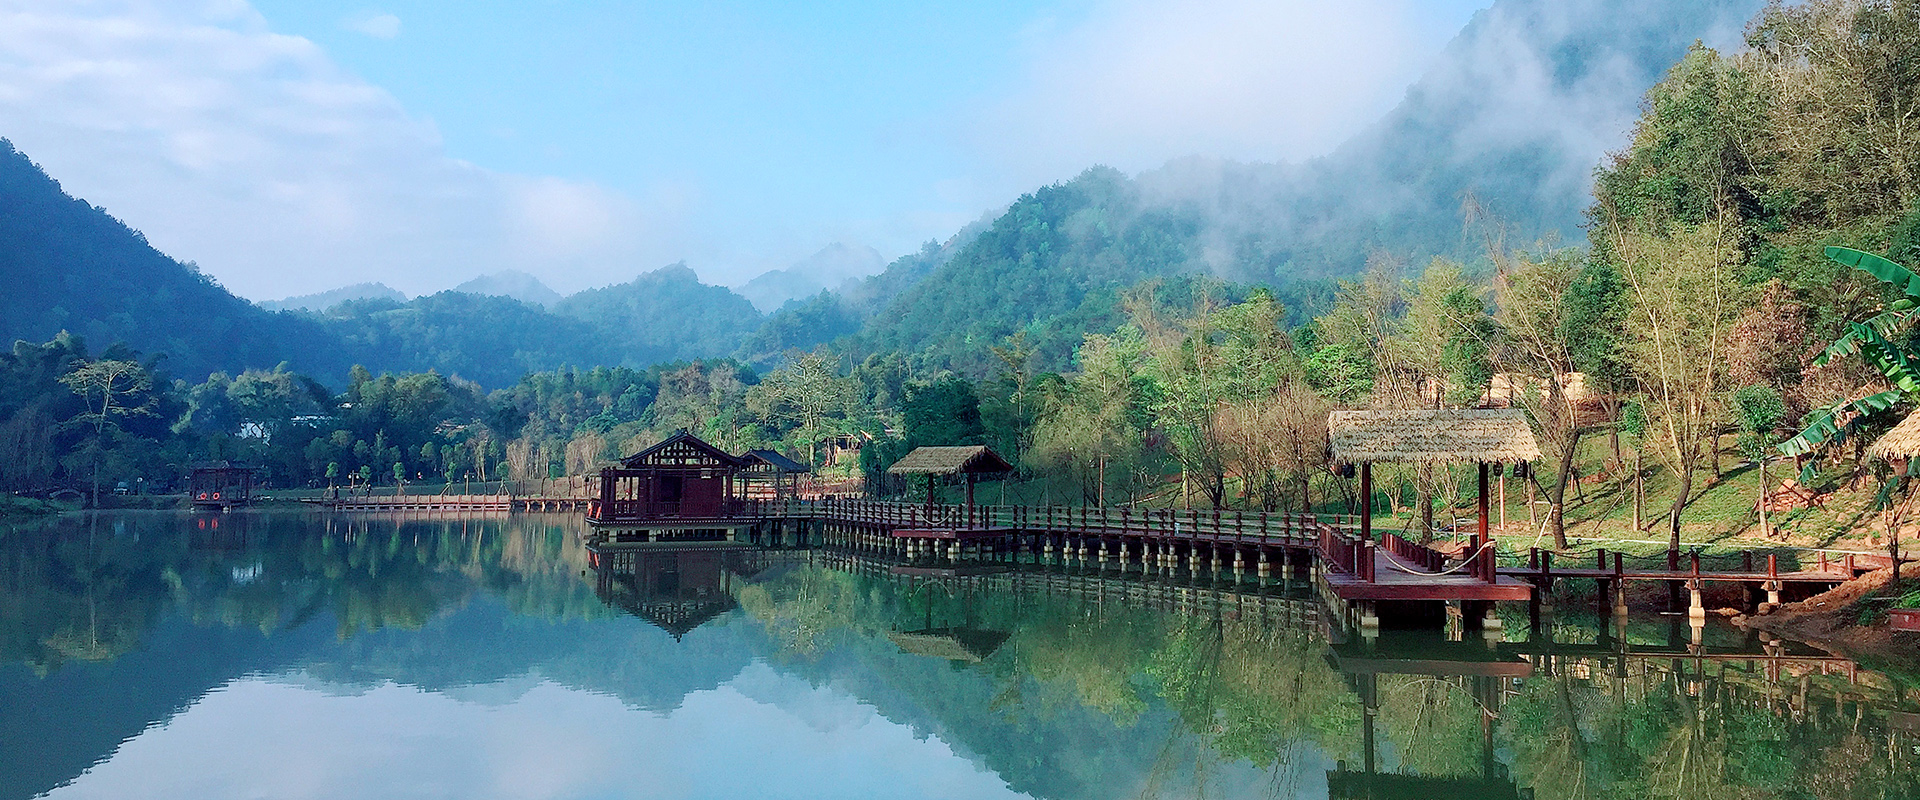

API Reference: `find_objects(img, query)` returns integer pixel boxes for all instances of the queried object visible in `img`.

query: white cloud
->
[343,11,399,39]
[0,0,681,299]
[973,0,1456,186]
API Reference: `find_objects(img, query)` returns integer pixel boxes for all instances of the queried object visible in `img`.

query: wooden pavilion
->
[188,461,258,511]
[740,449,811,500]
[1329,409,1542,583]
[886,445,1014,508]
[588,430,748,525]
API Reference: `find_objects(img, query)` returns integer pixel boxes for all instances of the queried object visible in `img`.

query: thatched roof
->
[1867,409,1920,460]
[887,445,1014,475]
[1329,408,1542,465]
[887,627,1010,662]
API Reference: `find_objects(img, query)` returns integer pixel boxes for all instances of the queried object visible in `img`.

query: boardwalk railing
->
[1380,533,1447,572]
[743,498,1351,545]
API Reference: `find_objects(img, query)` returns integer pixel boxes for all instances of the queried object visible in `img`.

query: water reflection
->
[0,512,1916,799]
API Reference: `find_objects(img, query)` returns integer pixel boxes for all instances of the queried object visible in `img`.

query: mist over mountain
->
[791,0,1768,374]
[736,242,888,313]
[259,282,405,313]
[452,271,563,307]
[1130,0,1767,284]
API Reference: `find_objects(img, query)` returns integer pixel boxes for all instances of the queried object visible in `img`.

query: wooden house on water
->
[188,461,258,511]
[588,431,749,526]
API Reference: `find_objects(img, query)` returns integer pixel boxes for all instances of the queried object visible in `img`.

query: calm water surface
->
[2,511,1916,799]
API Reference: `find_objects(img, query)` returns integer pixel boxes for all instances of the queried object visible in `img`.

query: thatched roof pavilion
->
[888,445,1014,507]
[1329,409,1543,465]
[887,445,1014,475]
[1866,410,1920,462]
[1326,408,1541,582]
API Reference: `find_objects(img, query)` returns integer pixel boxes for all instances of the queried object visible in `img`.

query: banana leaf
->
[1778,389,1905,457]
[1828,246,1920,297]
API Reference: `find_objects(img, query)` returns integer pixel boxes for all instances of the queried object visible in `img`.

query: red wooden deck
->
[1322,548,1533,601]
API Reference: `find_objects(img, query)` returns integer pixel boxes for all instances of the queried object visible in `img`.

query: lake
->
[2,511,1916,799]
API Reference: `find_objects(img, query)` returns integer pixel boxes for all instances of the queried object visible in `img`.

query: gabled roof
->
[189,461,256,471]
[887,445,1015,475]
[620,430,746,468]
[741,449,811,473]
[1329,408,1542,465]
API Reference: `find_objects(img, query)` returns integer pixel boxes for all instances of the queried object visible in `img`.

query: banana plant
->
[1779,247,1920,457]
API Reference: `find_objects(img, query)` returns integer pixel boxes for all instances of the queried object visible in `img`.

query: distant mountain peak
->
[452,270,562,306]
[737,242,887,313]
[259,283,405,313]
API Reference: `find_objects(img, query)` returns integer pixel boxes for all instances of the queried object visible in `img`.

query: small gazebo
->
[740,449,811,500]
[1329,409,1542,580]
[887,446,1014,508]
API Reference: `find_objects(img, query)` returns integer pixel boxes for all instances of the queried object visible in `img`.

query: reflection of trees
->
[1500,653,1920,800]
[1,512,605,674]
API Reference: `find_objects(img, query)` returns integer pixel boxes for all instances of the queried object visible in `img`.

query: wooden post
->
[1360,462,1373,543]
[1478,462,1491,582]
[1498,464,1507,531]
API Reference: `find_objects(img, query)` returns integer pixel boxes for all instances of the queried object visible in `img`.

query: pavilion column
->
[1478,462,1491,583]
[1359,463,1373,542]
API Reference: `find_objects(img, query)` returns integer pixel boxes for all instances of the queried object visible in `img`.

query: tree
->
[1731,385,1788,538]
[1613,221,1746,562]
[58,359,157,504]
[747,349,857,466]
[1027,328,1160,505]
[1494,249,1597,548]
[1392,262,1495,538]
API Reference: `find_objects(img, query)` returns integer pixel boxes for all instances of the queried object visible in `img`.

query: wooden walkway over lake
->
[308,494,592,513]
[575,497,1886,626]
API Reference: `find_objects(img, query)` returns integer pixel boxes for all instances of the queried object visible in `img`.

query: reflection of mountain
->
[0,618,329,800]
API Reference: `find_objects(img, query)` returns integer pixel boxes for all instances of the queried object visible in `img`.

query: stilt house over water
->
[188,461,258,511]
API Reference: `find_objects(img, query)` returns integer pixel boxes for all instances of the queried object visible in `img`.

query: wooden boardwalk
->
[574,497,1895,625]
[310,494,591,513]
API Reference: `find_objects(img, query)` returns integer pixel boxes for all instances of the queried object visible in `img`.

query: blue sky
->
[0,0,1489,299]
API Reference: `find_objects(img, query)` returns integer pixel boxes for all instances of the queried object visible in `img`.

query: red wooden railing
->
[1380,533,1447,572]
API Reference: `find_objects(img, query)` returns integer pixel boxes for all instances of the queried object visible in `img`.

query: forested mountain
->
[552,264,765,369]
[0,140,348,382]
[0,0,1762,386]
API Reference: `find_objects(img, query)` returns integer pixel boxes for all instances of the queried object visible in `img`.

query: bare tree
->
[1613,222,1745,560]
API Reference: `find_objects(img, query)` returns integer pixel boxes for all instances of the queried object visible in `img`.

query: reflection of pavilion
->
[589,544,769,639]
[1327,632,1529,800]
